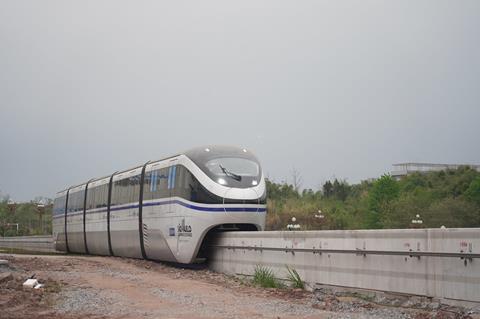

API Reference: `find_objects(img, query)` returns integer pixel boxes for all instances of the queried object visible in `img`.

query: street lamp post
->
[315,209,325,219]
[314,209,326,230]
[410,214,423,228]
[287,217,301,231]
[36,203,45,234]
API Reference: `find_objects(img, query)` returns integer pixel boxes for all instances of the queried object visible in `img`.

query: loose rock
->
[0,272,13,283]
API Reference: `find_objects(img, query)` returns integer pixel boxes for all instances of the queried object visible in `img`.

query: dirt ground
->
[0,253,475,319]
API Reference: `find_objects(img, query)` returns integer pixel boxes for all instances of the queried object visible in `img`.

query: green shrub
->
[252,265,284,288]
[286,265,304,289]
[465,177,480,206]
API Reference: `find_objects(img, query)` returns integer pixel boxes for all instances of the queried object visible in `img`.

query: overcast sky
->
[1,1,479,201]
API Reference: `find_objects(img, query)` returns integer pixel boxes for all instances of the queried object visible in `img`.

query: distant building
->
[391,162,480,180]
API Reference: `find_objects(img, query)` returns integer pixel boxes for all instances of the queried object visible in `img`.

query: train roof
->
[55,145,257,195]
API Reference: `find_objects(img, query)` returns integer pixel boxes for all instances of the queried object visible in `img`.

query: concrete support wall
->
[209,228,480,303]
[0,235,55,253]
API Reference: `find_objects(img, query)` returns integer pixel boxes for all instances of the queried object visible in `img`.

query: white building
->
[391,162,480,180]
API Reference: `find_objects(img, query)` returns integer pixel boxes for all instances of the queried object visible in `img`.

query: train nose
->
[223,188,260,211]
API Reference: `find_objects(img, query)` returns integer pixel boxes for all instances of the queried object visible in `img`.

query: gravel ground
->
[54,288,118,316]
[151,286,321,318]
[0,254,478,319]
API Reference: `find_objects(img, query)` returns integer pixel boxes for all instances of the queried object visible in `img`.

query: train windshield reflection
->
[205,158,259,178]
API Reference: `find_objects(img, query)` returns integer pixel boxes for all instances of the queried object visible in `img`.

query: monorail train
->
[52,146,266,264]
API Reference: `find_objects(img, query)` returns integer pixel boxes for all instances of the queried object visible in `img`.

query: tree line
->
[266,166,480,230]
[0,195,53,236]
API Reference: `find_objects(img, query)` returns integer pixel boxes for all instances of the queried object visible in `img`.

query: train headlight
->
[218,178,227,185]
[252,180,258,186]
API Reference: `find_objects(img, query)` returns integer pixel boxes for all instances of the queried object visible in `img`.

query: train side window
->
[158,168,170,199]
[67,190,84,214]
[53,195,66,217]
[144,168,169,201]
[90,186,97,210]
[86,187,93,211]
[77,190,85,212]
[101,184,108,208]
[173,166,192,200]
[147,164,260,205]
[192,178,222,204]
[112,174,141,206]
[161,165,223,204]
[67,191,75,214]
[94,186,99,209]
[178,166,222,204]
[86,184,108,210]
[130,175,141,203]
[143,171,152,201]
[112,178,127,206]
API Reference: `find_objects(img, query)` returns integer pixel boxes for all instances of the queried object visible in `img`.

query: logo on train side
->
[177,218,192,237]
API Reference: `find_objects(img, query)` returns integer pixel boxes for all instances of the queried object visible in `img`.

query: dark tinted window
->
[142,165,265,205]
[53,195,67,217]
[67,189,85,214]
[183,167,222,204]
[111,174,141,206]
[143,165,220,203]
[174,165,264,205]
[185,146,262,188]
[172,165,194,200]
[86,183,109,210]
[143,167,170,200]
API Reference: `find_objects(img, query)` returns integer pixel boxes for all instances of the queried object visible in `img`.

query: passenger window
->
[111,174,141,206]
[144,168,169,200]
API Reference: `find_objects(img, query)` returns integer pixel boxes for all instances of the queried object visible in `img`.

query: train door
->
[142,163,176,262]
[169,165,194,260]
[109,169,143,258]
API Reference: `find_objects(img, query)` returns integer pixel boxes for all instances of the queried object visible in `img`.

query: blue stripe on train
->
[54,199,266,217]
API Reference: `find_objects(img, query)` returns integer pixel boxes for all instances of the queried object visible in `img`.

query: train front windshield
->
[185,146,263,188]
[205,157,260,187]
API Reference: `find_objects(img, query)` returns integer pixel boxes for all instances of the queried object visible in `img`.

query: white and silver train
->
[52,146,266,263]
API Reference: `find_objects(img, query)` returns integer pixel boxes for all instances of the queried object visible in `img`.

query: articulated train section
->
[1,228,479,305]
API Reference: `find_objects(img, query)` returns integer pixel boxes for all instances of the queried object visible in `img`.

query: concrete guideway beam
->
[209,228,480,305]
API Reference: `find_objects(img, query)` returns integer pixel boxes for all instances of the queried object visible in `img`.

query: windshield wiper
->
[219,165,242,182]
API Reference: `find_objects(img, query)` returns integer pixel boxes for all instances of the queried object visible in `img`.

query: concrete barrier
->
[0,235,55,253]
[209,228,480,304]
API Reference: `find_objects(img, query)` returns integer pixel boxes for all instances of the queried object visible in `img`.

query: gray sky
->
[1,1,479,201]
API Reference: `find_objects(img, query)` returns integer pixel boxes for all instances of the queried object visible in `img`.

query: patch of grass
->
[252,265,284,288]
[286,265,304,289]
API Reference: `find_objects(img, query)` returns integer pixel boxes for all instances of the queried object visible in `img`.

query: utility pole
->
[36,203,45,234]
